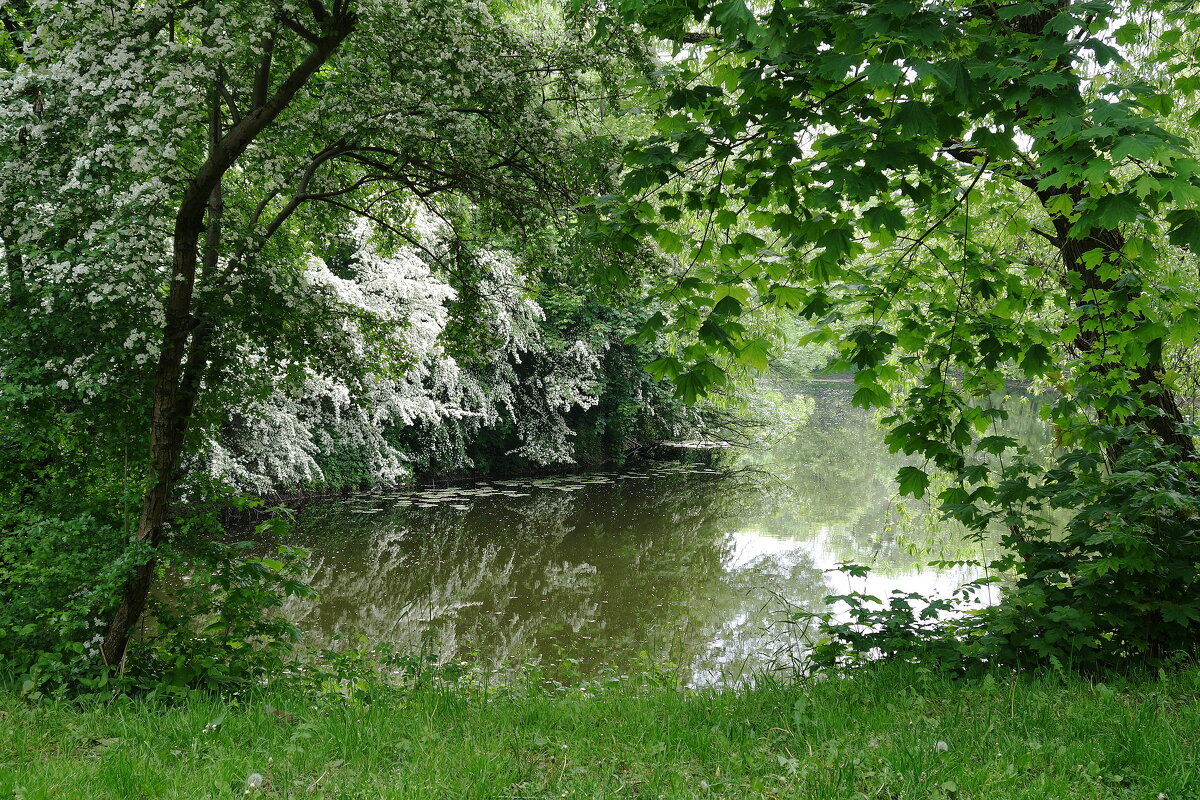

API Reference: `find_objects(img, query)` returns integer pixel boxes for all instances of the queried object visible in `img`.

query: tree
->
[598,0,1200,666]
[0,0,628,674]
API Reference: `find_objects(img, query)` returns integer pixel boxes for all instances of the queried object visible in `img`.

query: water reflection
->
[278,379,1050,682]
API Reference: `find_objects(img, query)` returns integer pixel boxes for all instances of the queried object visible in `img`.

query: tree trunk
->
[998,0,1198,465]
[98,274,212,668]
[98,11,354,670]
[1050,215,1197,464]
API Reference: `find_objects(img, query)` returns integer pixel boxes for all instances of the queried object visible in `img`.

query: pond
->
[275,379,1049,684]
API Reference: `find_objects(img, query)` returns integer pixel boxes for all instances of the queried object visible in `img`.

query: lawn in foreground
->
[1,663,1197,799]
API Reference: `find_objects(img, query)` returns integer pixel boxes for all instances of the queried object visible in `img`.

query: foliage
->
[0,512,145,695]
[796,569,998,676]
[596,0,1200,669]
[1,493,314,698]
[11,0,1200,691]
[133,500,314,693]
[0,0,698,687]
[200,219,691,493]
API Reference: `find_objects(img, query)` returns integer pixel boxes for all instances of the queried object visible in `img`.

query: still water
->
[278,379,1048,683]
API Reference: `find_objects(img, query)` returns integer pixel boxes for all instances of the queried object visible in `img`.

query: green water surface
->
[279,380,1048,682]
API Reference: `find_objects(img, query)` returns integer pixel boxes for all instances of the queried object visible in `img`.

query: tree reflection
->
[275,381,1053,682]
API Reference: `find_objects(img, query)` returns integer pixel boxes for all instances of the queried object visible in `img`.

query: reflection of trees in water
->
[731,383,921,571]
[280,470,835,681]
[274,384,1054,682]
[682,545,832,683]
[738,380,1053,573]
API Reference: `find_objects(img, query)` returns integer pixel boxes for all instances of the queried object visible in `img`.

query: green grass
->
[2,664,1198,799]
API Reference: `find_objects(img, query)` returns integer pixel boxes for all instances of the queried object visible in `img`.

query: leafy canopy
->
[594,0,1200,668]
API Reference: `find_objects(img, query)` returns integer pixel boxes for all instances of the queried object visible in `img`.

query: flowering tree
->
[201,218,671,493]
[0,0,636,672]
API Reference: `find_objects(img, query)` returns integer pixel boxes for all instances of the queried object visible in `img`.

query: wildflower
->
[247,773,265,789]
[934,741,949,752]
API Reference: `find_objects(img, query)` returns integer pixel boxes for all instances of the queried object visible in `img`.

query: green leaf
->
[675,361,726,404]
[896,466,930,499]
[997,1,1038,19]
[713,284,751,303]
[1090,193,1141,229]
[1114,21,1142,45]
[893,102,938,137]
[1160,603,1200,625]
[865,61,903,87]
[675,129,709,160]
[711,294,743,316]
[737,338,772,371]
[817,226,854,258]
[1110,134,1159,163]
[863,204,905,234]
[631,311,667,345]
[711,0,755,36]
[1083,38,1122,67]
[1019,343,1053,377]
[851,384,890,408]
[1167,209,1200,251]
[645,357,682,381]
[675,371,707,404]
[816,51,858,80]
[1028,72,1072,90]
[653,227,683,253]
[769,284,806,310]
[976,435,1017,455]
[1044,193,1075,218]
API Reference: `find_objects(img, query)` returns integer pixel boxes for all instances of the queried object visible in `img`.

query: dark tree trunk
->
[1050,215,1197,465]
[98,11,354,669]
[98,233,212,669]
[996,0,1198,466]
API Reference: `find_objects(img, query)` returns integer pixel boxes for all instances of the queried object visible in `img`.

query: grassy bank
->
[2,664,1198,799]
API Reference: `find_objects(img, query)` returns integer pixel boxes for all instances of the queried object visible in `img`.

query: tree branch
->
[216,69,242,126]
[251,32,275,108]
[279,15,321,45]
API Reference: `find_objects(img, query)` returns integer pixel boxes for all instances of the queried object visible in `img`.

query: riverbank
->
[2,663,1197,798]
